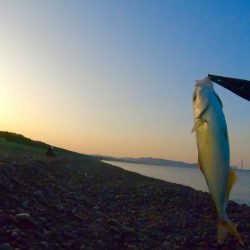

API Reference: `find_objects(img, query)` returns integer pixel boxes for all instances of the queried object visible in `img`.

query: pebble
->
[0,243,12,250]
[40,241,49,249]
[1,156,250,250]
[162,241,172,248]
[16,213,31,221]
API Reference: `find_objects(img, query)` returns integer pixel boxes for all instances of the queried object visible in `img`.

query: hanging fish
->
[192,77,243,245]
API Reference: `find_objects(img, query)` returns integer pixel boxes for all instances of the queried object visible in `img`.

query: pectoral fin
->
[191,119,205,133]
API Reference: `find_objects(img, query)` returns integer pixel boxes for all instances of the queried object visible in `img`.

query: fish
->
[192,77,244,245]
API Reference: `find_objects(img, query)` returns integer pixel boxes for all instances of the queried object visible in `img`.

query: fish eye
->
[193,93,197,102]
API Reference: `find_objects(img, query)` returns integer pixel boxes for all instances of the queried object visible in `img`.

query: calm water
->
[103,160,250,205]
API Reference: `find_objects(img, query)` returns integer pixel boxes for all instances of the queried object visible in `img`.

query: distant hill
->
[0,131,87,157]
[0,131,48,149]
[2,131,245,170]
[99,156,246,170]
[99,156,197,168]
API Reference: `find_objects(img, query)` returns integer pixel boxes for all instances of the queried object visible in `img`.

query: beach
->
[0,152,249,249]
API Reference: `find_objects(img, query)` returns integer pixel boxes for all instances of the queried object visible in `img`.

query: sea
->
[103,160,250,206]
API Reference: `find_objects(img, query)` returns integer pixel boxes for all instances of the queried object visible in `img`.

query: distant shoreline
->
[98,155,249,170]
[98,156,197,168]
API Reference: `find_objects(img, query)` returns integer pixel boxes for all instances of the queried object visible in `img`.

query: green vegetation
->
[0,131,94,163]
[0,131,48,149]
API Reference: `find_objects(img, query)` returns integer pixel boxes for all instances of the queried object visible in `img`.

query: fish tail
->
[217,220,244,245]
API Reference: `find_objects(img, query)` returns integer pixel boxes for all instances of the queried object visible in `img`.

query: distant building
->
[240,159,244,170]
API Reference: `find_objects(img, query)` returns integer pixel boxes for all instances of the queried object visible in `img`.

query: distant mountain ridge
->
[100,156,245,170]
[100,156,197,168]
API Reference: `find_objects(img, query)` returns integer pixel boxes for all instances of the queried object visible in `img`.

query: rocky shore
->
[0,153,249,249]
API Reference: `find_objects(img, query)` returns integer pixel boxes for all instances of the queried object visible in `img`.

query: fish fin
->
[217,220,244,245]
[191,119,205,133]
[197,104,209,120]
[226,170,237,201]
[198,153,204,174]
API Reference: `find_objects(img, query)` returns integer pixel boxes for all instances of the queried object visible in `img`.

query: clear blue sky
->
[1,1,250,168]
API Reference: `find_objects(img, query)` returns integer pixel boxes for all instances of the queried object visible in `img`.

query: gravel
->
[0,155,249,249]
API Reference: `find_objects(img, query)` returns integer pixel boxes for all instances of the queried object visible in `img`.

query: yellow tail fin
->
[217,220,244,245]
[226,170,237,202]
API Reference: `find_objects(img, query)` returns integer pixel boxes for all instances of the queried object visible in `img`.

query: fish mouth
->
[195,77,213,87]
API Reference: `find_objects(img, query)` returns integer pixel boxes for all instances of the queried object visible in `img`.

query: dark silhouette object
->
[208,74,250,101]
[46,146,56,157]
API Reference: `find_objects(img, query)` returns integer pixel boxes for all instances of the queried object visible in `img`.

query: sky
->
[0,1,250,168]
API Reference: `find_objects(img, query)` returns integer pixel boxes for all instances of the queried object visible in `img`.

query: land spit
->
[0,154,249,250]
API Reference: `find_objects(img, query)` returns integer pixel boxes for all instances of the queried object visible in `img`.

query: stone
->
[16,213,31,221]
[0,243,12,250]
